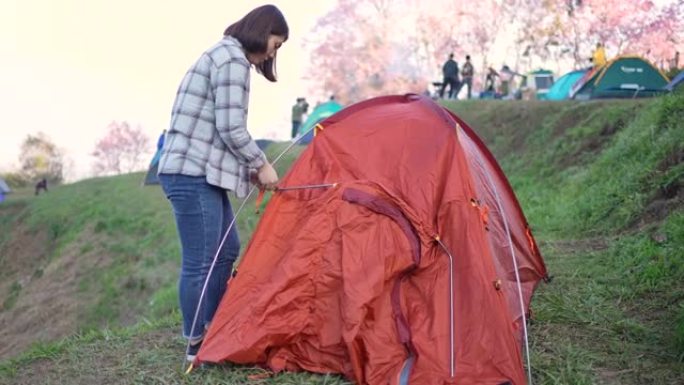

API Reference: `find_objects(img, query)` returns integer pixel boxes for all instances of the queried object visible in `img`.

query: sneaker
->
[186,339,203,362]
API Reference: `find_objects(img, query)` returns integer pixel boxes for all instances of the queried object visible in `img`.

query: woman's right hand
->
[257,162,278,190]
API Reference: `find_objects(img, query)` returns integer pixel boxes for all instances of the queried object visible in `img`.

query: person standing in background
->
[291,98,304,138]
[291,97,309,138]
[460,55,474,99]
[439,53,460,99]
[485,67,499,93]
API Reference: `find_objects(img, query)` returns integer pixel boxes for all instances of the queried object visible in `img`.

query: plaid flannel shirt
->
[158,36,266,198]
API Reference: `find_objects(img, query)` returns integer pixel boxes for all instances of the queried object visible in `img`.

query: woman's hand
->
[256,162,279,190]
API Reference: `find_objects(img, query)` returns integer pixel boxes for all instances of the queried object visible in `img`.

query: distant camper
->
[35,178,48,196]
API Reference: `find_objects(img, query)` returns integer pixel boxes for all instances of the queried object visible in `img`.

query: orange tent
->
[197,94,548,385]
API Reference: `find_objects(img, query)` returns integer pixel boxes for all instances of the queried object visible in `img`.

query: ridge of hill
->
[0,93,682,384]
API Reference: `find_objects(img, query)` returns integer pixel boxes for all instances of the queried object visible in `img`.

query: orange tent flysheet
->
[197,94,548,385]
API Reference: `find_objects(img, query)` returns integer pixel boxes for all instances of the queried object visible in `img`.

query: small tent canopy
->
[197,94,548,384]
[0,177,10,202]
[143,149,162,185]
[542,68,588,100]
[0,177,10,194]
[295,100,343,144]
[665,71,684,91]
[521,69,554,99]
[255,139,275,151]
[142,130,166,186]
[572,56,669,99]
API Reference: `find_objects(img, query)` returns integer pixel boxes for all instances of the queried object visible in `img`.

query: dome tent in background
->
[142,130,165,186]
[142,148,162,185]
[541,68,588,100]
[295,100,343,144]
[0,177,10,203]
[572,56,669,100]
[196,94,548,385]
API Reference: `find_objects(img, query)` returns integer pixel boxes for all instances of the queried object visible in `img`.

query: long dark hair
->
[224,4,289,82]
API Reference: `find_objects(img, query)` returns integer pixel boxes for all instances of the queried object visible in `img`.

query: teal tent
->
[542,69,587,100]
[572,56,669,99]
[296,100,343,144]
[142,149,162,185]
[143,130,165,186]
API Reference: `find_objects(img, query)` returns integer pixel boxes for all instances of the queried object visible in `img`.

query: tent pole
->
[477,173,534,385]
[436,238,455,378]
[276,183,337,191]
[184,130,315,370]
[457,124,534,384]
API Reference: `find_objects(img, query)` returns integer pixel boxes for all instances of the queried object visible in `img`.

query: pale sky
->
[1,0,336,180]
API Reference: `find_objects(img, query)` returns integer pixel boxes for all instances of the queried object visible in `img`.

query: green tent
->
[572,56,669,100]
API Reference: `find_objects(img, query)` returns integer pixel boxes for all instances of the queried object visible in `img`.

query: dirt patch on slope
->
[630,146,684,230]
[0,226,114,360]
[0,225,52,281]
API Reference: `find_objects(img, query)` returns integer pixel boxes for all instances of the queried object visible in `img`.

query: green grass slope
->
[1,94,682,384]
[447,94,684,384]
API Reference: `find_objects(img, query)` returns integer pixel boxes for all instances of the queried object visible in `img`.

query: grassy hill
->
[0,93,682,384]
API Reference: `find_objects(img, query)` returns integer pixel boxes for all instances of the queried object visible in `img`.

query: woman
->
[157,4,288,362]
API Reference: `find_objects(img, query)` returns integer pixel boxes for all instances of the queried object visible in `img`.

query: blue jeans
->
[158,174,240,340]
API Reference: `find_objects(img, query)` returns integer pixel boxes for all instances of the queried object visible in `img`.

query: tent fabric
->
[665,71,684,91]
[296,101,343,144]
[572,56,669,99]
[144,131,166,185]
[255,139,275,151]
[568,66,600,99]
[542,69,587,100]
[143,149,162,185]
[0,177,10,194]
[197,94,548,385]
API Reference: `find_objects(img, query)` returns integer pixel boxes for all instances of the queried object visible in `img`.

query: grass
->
[1,93,683,384]
[527,213,684,384]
